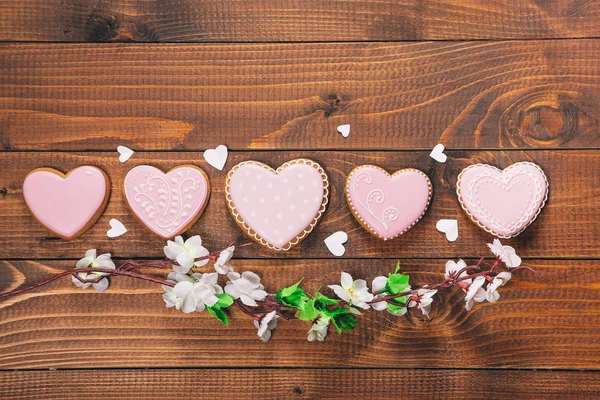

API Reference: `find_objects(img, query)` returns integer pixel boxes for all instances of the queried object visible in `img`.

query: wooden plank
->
[1,0,600,42]
[1,258,599,369]
[0,150,598,259]
[1,41,599,151]
[1,369,599,399]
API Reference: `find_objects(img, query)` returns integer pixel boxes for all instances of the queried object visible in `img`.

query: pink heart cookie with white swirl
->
[457,162,548,238]
[346,165,432,240]
[124,165,210,239]
[225,159,329,251]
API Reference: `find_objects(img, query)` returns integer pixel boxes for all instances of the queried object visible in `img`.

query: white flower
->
[224,271,267,307]
[488,239,521,268]
[162,272,222,313]
[464,276,486,311]
[253,310,279,342]
[161,272,194,309]
[445,259,471,285]
[164,235,209,274]
[370,276,388,311]
[214,245,235,275]
[307,317,330,342]
[486,272,512,303]
[408,288,437,318]
[72,249,116,293]
[328,272,374,309]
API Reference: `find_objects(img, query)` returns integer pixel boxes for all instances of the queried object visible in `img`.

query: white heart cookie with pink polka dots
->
[457,161,548,238]
[225,159,329,251]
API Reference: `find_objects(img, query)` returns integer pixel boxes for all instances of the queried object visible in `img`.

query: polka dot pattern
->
[226,159,328,250]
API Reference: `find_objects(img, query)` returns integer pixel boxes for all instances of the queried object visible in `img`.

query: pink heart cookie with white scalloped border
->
[346,165,432,240]
[457,162,548,238]
[225,159,329,251]
[123,165,210,239]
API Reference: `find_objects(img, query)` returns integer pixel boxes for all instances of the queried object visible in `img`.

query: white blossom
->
[253,310,279,342]
[164,235,209,274]
[445,259,471,285]
[307,317,330,342]
[488,239,521,268]
[370,276,388,311]
[72,249,115,293]
[408,288,437,318]
[328,272,374,309]
[486,272,512,303]
[214,245,235,275]
[162,272,222,313]
[224,271,267,307]
[464,276,486,311]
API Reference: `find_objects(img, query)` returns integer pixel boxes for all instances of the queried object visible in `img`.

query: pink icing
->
[227,160,327,250]
[457,162,548,238]
[346,166,431,240]
[124,165,209,239]
[23,166,109,239]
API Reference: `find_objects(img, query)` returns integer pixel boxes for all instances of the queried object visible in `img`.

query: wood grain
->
[1,0,599,42]
[2,41,600,151]
[2,369,600,399]
[1,258,598,369]
[0,150,598,259]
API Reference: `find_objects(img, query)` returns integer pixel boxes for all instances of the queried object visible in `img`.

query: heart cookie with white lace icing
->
[457,162,548,238]
[124,165,210,239]
[225,159,329,251]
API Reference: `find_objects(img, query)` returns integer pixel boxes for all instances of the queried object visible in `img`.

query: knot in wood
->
[503,93,578,147]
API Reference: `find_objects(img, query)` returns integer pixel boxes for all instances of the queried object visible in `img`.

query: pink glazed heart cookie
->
[457,162,548,238]
[346,165,432,240]
[225,159,329,251]
[124,165,210,239]
[23,166,110,240]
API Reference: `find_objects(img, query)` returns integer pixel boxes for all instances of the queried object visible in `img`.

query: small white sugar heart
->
[324,231,348,256]
[203,145,228,171]
[107,218,127,238]
[337,124,350,138]
[430,143,447,163]
[117,145,134,163]
[436,219,458,242]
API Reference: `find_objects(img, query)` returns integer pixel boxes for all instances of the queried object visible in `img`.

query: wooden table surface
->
[1,1,599,398]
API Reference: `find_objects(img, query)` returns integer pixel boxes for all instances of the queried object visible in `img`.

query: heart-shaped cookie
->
[225,159,329,251]
[457,162,548,238]
[23,166,110,240]
[346,165,432,240]
[124,165,210,239]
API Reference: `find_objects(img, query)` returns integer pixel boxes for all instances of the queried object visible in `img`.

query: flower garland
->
[0,237,538,343]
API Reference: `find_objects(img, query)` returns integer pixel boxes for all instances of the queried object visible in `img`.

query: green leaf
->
[280,279,303,297]
[275,281,310,309]
[207,306,229,325]
[390,295,408,305]
[387,303,407,316]
[394,262,401,274]
[314,292,340,306]
[386,272,410,295]
[298,299,319,321]
[213,293,234,309]
[312,292,343,317]
[331,313,358,334]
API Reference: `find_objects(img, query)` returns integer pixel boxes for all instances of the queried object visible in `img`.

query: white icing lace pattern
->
[132,169,203,235]
[225,159,329,251]
[457,162,549,239]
